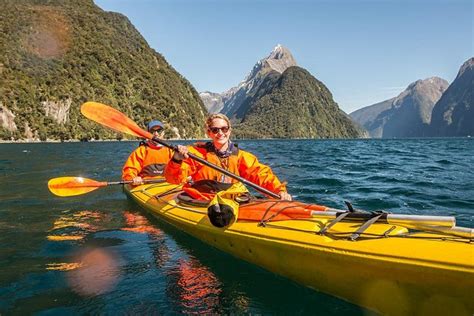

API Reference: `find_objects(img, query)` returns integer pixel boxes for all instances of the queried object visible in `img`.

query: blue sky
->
[95,0,473,113]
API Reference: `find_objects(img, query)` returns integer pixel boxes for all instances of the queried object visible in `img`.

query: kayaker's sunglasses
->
[209,126,230,134]
[150,128,163,133]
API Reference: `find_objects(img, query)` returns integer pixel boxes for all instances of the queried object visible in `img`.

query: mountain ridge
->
[350,77,449,138]
[429,57,474,136]
[200,45,365,139]
[200,44,297,117]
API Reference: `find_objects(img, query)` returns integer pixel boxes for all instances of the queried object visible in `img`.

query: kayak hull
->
[125,183,474,315]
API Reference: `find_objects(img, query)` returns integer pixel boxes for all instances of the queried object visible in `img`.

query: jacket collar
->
[207,141,234,158]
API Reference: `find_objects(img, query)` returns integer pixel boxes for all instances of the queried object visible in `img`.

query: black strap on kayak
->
[349,212,385,241]
[319,200,356,235]
[319,212,351,235]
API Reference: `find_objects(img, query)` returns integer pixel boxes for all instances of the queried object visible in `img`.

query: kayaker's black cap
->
[208,203,235,228]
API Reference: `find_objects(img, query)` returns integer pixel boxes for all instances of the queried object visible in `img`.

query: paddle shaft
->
[109,178,165,186]
[151,137,281,199]
[309,210,473,238]
[315,210,456,227]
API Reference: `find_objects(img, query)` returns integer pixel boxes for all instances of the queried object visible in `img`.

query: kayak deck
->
[125,182,474,315]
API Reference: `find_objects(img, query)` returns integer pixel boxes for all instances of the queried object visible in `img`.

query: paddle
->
[49,176,471,238]
[47,176,456,227]
[80,101,281,199]
[48,176,165,197]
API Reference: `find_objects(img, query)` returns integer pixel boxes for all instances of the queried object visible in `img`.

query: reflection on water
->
[121,210,225,314]
[45,209,121,298]
[166,258,222,314]
[46,262,82,271]
[43,208,231,313]
[121,210,163,236]
[47,210,104,241]
[45,210,107,274]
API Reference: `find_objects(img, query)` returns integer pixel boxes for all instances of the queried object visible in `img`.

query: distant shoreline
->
[0,138,203,144]
[0,136,471,144]
[0,139,141,144]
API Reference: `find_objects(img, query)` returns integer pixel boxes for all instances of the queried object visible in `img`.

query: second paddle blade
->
[48,177,107,197]
[80,102,152,139]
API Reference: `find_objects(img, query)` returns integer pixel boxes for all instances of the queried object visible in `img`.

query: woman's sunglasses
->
[208,126,230,134]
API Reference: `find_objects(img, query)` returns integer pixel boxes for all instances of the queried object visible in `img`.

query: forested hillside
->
[0,0,207,141]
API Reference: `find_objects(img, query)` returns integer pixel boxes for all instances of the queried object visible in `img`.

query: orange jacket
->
[122,141,174,180]
[164,142,287,196]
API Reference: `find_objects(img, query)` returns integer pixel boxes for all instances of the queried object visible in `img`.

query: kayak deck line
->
[153,192,410,240]
[134,183,473,242]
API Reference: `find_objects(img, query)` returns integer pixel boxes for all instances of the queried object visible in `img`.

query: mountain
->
[200,44,297,118]
[0,0,207,141]
[200,45,364,139]
[429,57,474,137]
[350,77,448,138]
[199,91,224,114]
[349,98,394,138]
[232,66,366,139]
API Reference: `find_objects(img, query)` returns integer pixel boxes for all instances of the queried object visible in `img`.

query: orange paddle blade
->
[48,177,108,197]
[80,102,152,139]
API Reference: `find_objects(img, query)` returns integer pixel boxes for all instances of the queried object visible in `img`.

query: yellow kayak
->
[124,182,474,315]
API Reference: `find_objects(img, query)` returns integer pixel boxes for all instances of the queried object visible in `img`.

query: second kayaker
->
[164,113,292,201]
[122,120,174,185]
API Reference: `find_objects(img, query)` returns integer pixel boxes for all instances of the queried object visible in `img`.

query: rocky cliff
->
[429,58,474,137]
[350,77,448,138]
[349,98,394,138]
[199,91,224,114]
[200,44,297,119]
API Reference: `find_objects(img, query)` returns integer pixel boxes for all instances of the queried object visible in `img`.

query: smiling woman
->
[164,113,292,201]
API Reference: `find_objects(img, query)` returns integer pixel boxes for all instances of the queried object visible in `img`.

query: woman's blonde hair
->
[205,113,232,130]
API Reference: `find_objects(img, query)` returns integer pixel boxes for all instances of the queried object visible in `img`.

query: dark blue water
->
[1,139,473,314]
